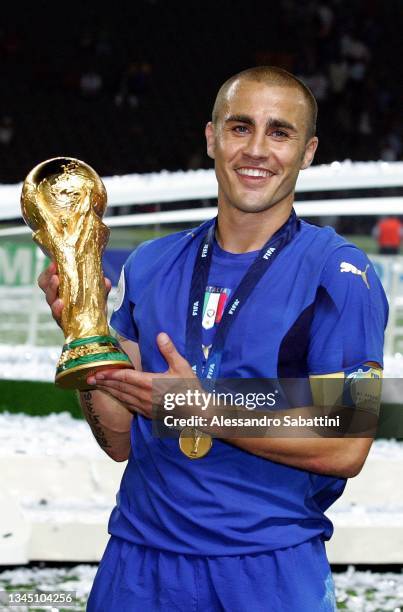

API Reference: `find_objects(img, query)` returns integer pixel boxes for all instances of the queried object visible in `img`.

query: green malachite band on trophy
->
[62,335,119,351]
[56,351,131,374]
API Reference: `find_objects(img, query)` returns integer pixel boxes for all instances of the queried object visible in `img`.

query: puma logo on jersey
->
[340,261,370,289]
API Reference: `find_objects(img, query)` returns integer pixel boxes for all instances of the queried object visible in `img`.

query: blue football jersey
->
[109,215,388,555]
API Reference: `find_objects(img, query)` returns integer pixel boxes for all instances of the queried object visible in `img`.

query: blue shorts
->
[87,536,335,611]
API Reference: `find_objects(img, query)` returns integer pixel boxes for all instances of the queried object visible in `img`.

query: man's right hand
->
[37,262,132,461]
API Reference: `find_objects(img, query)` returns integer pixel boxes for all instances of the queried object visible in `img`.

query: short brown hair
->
[212,66,318,140]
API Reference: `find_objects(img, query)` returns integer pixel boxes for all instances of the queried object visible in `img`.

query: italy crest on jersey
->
[202,286,230,330]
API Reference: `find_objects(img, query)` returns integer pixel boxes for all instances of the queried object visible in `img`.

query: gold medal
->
[179,427,212,459]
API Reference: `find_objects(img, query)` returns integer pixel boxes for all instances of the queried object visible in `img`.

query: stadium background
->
[0,1,403,610]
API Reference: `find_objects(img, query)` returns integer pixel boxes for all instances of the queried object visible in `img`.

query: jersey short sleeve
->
[308,246,389,375]
[110,250,139,342]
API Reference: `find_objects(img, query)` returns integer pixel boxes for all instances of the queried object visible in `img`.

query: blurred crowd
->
[0,0,401,184]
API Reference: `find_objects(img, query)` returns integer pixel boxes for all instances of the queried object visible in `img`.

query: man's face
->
[205,80,318,214]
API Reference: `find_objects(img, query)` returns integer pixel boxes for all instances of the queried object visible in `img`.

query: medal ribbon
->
[185,210,300,386]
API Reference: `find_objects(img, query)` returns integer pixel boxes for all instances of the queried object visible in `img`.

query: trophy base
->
[56,359,133,390]
[55,335,133,390]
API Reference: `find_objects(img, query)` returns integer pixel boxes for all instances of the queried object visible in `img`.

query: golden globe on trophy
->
[20,157,133,390]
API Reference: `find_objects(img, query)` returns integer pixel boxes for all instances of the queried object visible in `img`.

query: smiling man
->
[208,72,317,217]
[39,66,388,611]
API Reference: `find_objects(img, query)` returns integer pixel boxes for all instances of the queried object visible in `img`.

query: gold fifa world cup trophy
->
[20,157,133,390]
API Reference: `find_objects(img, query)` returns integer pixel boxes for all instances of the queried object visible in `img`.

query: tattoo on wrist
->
[81,391,112,449]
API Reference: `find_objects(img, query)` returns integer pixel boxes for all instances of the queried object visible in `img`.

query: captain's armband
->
[310,364,383,416]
